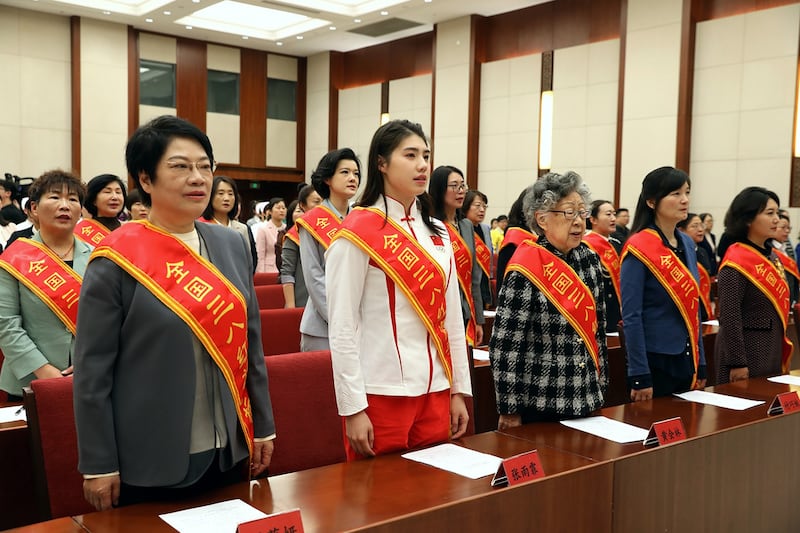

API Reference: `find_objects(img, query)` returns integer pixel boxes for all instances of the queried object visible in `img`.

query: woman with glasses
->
[200,176,257,273]
[490,171,607,428]
[621,167,706,401]
[74,116,275,510]
[715,187,791,384]
[584,200,622,333]
[279,184,322,308]
[464,190,493,308]
[429,166,485,346]
[677,213,714,321]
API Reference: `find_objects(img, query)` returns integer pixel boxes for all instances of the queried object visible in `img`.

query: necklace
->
[43,239,75,259]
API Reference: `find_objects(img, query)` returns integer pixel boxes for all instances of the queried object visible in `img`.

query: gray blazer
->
[73,222,275,486]
[0,234,92,396]
[457,218,484,326]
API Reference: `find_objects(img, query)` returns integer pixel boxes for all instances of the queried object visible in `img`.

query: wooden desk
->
[4,517,87,532]
[500,377,800,533]
[0,404,38,530]
[75,432,613,532]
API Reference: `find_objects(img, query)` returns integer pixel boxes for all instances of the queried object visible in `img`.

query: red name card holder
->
[491,449,546,487]
[643,417,686,448]
[767,391,800,416]
[237,509,304,533]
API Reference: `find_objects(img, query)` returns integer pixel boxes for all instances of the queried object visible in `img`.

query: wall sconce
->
[538,90,554,171]
[794,70,800,157]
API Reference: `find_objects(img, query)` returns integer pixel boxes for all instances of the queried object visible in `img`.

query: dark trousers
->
[651,366,693,398]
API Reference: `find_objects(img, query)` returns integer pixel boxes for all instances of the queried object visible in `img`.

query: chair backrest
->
[0,348,6,402]
[24,377,94,520]
[265,351,346,475]
[253,272,279,285]
[255,284,286,309]
[793,304,800,356]
[260,307,304,356]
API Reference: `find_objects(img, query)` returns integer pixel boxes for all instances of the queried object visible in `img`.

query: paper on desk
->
[702,319,719,326]
[674,390,763,410]
[402,443,502,479]
[472,348,490,362]
[0,405,26,423]
[605,332,619,337]
[768,375,800,386]
[159,499,268,533]
[560,416,649,443]
[483,309,496,319]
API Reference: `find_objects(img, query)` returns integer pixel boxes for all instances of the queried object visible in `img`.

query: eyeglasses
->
[447,182,467,192]
[165,160,216,178]
[471,202,488,210]
[549,209,590,220]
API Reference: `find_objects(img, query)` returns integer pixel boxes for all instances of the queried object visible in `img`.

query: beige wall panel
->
[207,112,240,165]
[139,33,176,63]
[740,57,797,110]
[692,64,743,114]
[585,82,618,125]
[80,19,128,180]
[689,160,738,212]
[140,105,176,125]
[585,125,617,167]
[337,83,380,169]
[554,86,588,129]
[21,127,70,176]
[207,44,240,73]
[0,6,20,54]
[21,57,70,129]
[552,127,586,168]
[622,25,681,120]
[305,52,330,180]
[737,108,794,159]
[588,40,621,84]
[0,125,22,174]
[19,9,70,62]
[266,119,297,168]
[582,167,616,202]
[619,116,678,210]
[626,0,682,32]
[690,113,740,161]
[388,74,432,137]
[737,158,791,201]
[743,4,800,61]
[0,54,22,126]
[268,54,297,81]
[435,17,471,69]
[694,15,744,69]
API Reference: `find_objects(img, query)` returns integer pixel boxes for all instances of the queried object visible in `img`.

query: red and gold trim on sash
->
[295,205,342,250]
[720,242,793,372]
[499,227,536,256]
[446,224,478,347]
[473,233,492,279]
[0,238,82,335]
[90,221,255,456]
[582,231,621,303]
[774,249,800,281]
[334,207,453,383]
[283,225,300,246]
[506,241,600,374]
[697,263,714,319]
[622,229,701,385]
[74,219,111,246]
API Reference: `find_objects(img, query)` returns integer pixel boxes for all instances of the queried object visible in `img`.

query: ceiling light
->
[192,0,200,2]
[47,0,173,17]
[276,42,283,46]
[354,18,361,23]
[381,10,388,15]
[242,35,249,39]
[145,18,153,22]
[163,10,171,15]
[185,25,192,29]
[102,10,111,14]
[296,35,303,39]
[329,26,336,30]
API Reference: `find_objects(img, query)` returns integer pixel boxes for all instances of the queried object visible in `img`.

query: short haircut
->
[586,199,613,230]
[125,115,214,207]
[310,148,361,199]
[297,183,317,210]
[524,171,591,233]
[85,174,127,217]
[28,169,86,206]
[124,188,144,210]
[616,207,629,215]
[676,212,699,231]
[202,175,239,220]
[723,186,780,243]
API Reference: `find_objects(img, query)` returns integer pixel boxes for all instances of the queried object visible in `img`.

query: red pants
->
[344,390,450,461]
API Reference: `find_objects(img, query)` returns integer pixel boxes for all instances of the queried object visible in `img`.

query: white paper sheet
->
[0,405,26,423]
[159,499,268,533]
[483,309,497,318]
[402,443,502,479]
[472,348,490,362]
[605,332,619,337]
[768,375,800,386]
[674,390,763,410]
[702,319,719,326]
[560,416,649,444]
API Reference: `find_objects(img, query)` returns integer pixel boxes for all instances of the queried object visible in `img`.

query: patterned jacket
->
[489,237,608,417]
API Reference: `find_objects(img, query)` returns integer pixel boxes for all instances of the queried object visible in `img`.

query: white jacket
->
[326,195,472,416]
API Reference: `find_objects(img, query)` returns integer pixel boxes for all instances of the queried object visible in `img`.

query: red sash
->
[334,208,453,383]
[74,219,111,246]
[774,248,800,281]
[499,227,536,255]
[446,224,478,346]
[622,229,701,385]
[295,205,342,250]
[0,238,82,334]
[473,233,492,279]
[90,221,255,455]
[720,243,793,372]
[506,241,600,374]
[697,263,714,319]
[582,232,621,303]
[283,225,300,246]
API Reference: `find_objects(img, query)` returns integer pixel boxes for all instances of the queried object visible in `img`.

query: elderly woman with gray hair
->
[489,171,607,429]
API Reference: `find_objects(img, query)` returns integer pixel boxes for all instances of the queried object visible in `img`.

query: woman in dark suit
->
[715,187,789,384]
[697,212,718,274]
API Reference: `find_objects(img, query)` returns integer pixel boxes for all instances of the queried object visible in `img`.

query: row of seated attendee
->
[0,113,795,527]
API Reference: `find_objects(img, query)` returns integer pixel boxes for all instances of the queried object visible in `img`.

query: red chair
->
[253,272,279,285]
[23,376,94,520]
[255,284,286,309]
[265,351,346,475]
[260,307,304,356]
